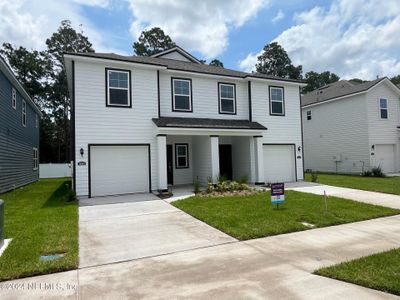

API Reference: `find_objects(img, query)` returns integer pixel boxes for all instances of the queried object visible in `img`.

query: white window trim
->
[33,147,38,170]
[107,69,131,107]
[379,98,388,119]
[269,86,285,116]
[22,100,26,127]
[12,88,16,109]
[306,110,312,120]
[175,144,189,168]
[172,78,192,112]
[219,83,236,114]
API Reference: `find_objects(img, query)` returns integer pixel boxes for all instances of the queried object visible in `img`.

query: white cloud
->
[0,0,120,53]
[71,0,109,7]
[127,0,269,59]
[239,50,262,73]
[271,9,284,24]
[239,0,400,79]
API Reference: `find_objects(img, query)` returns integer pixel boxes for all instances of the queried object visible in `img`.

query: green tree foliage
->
[133,27,175,56]
[209,59,224,67]
[303,71,340,93]
[390,75,400,86]
[256,42,302,79]
[1,20,94,163]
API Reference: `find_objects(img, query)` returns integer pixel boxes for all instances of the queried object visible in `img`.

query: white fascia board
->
[63,54,167,71]
[157,127,265,136]
[248,76,307,87]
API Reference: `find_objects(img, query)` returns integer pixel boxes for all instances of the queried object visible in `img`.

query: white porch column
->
[254,136,264,184]
[157,134,168,192]
[210,135,220,183]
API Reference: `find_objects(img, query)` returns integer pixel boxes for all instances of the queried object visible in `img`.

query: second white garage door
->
[90,145,149,197]
[374,144,396,174]
[263,144,296,183]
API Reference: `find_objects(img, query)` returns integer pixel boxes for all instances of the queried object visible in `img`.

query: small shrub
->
[193,177,200,194]
[311,171,318,182]
[362,170,373,177]
[206,181,215,193]
[217,174,227,184]
[372,166,385,177]
[238,175,249,185]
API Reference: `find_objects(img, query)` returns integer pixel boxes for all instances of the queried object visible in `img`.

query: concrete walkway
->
[289,184,400,209]
[2,214,400,299]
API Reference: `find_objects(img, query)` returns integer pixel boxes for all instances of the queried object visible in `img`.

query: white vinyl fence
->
[39,163,72,178]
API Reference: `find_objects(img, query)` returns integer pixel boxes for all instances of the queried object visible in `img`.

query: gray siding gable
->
[0,70,39,193]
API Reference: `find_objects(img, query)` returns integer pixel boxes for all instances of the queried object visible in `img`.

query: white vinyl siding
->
[74,60,159,197]
[252,82,303,180]
[160,72,248,119]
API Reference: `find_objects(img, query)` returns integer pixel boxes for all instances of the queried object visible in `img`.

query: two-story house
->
[0,55,41,193]
[302,78,400,174]
[64,46,305,198]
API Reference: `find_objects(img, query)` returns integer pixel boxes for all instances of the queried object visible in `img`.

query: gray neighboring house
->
[0,55,42,193]
[302,77,400,174]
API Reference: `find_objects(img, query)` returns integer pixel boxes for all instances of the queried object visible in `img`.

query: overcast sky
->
[1,0,400,79]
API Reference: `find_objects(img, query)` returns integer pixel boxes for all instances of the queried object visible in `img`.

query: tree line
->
[2,24,399,163]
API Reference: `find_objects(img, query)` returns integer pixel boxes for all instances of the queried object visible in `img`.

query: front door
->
[219,144,232,180]
[167,144,174,185]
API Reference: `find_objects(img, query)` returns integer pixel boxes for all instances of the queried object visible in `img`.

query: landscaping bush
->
[193,177,200,194]
[311,171,318,182]
[362,170,373,177]
[372,166,385,177]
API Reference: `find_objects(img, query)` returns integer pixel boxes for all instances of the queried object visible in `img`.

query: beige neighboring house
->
[302,77,400,174]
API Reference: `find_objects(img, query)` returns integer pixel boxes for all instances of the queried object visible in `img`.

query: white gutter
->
[157,126,265,136]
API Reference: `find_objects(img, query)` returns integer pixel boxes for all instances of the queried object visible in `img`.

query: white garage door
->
[375,144,395,174]
[263,145,296,183]
[90,145,149,197]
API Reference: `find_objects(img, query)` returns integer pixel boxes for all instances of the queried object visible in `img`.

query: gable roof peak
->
[151,45,202,64]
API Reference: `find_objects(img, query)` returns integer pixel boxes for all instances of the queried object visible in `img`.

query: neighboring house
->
[0,55,42,193]
[64,46,305,198]
[302,78,400,174]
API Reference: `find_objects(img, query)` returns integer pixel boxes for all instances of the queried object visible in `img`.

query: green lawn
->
[173,191,399,240]
[0,178,78,281]
[315,248,400,296]
[305,173,400,195]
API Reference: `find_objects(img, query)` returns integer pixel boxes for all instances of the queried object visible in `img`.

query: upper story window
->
[22,100,26,127]
[106,68,131,107]
[306,110,312,120]
[12,88,16,109]
[35,114,39,128]
[172,78,192,112]
[379,98,388,119]
[175,144,189,168]
[33,148,38,170]
[218,83,236,114]
[269,86,285,116]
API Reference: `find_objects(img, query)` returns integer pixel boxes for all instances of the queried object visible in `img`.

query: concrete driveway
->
[79,196,236,268]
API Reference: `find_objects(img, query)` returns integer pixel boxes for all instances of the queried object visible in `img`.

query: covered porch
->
[153,117,268,191]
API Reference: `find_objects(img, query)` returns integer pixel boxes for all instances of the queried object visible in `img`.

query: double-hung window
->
[172,78,192,112]
[175,144,189,168]
[306,110,312,120]
[22,100,26,127]
[106,68,131,107]
[379,98,388,119]
[33,148,38,170]
[269,86,285,116]
[218,83,236,114]
[12,88,16,109]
